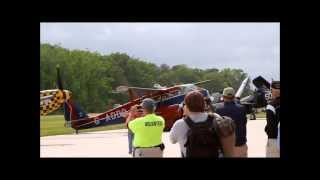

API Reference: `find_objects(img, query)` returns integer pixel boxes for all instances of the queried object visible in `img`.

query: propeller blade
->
[56,65,63,90]
[56,65,66,99]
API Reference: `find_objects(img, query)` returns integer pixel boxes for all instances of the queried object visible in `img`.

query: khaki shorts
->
[266,139,280,157]
[133,147,163,158]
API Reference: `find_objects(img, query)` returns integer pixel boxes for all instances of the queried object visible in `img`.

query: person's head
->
[140,98,156,115]
[222,87,235,102]
[129,105,144,118]
[271,81,280,99]
[184,91,205,115]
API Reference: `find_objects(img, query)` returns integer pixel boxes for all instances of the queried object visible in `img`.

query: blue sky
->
[41,22,280,81]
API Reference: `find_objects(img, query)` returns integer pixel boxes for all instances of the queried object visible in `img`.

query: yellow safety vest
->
[128,114,165,147]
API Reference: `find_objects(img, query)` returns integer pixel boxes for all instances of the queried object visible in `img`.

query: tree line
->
[41,43,250,113]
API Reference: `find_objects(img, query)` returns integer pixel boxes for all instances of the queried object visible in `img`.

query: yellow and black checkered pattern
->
[40,89,56,97]
[40,89,71,116]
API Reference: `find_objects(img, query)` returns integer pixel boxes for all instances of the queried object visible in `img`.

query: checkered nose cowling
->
[40,89,71,116]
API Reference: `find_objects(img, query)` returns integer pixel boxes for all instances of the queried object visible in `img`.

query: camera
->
[136,105,143,113]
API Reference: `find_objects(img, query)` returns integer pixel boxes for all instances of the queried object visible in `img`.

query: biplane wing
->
[193,79,214,86]
[116,86,180,100]
[116,80,214,100]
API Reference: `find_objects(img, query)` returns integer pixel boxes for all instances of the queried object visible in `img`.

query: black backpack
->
[184,115,221,157]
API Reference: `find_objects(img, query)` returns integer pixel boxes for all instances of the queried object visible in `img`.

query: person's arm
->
[126,111,136,128]
[214,116,236,157]
[128,118,139,134]
[237,106,247,145]
[265,104,276,137]
[220,132,236,157]
[169,121,180,144]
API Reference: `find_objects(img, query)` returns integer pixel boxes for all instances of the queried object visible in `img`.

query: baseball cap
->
[223,87,235,97]
[140,98,156,112]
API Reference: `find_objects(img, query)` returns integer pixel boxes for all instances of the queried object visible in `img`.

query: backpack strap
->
[184,114,216,128]
[206,113,215,127]
[209,113,220,133]
[183,116,195,128]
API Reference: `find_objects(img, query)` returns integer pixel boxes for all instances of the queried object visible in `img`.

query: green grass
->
[40,115,126,137]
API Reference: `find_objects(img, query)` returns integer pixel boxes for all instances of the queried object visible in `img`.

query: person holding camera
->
[128,98,165,157]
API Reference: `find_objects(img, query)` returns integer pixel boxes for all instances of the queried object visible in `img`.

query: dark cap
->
[140,98,156,112]
[271,81,280,89]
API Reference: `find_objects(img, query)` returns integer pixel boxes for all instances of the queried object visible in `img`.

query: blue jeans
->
[128,129,134,154]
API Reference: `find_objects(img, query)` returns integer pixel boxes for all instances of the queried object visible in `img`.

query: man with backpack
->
[169,91,236,158]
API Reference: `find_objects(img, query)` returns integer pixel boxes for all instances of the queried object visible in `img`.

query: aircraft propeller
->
[56,65,66,99]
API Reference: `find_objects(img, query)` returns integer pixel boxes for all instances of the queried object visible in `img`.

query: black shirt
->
[215,101,247,146]
[265,97,280,139]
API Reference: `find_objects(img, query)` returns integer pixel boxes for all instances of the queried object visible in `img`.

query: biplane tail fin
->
[252,76,271,108]
[63,99,88,127]
[240,76,272,109]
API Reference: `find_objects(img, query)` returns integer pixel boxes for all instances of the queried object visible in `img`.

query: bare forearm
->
[220,133,236,157]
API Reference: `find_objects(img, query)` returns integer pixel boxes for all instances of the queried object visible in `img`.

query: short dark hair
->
[141,98,156,113]
[184,91,205,112]
[223,95,234,101]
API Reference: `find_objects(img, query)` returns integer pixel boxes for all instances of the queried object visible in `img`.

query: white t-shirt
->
[169,112,221,157]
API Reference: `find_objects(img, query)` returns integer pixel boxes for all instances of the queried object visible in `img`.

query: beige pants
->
[133,147,163,158]
[266,139,280,157]
[234,144,248,157]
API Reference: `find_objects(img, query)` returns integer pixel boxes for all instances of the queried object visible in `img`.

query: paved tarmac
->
[40,118,267,158]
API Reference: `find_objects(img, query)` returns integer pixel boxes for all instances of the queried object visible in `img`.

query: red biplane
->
[59,71,213,133]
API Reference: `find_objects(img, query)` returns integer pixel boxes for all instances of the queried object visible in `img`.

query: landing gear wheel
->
[250,113,256,120]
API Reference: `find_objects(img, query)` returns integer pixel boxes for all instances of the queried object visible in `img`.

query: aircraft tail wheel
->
[250,113,256,120]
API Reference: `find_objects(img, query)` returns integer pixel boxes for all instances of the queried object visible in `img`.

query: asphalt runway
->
[40,118,268,158]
